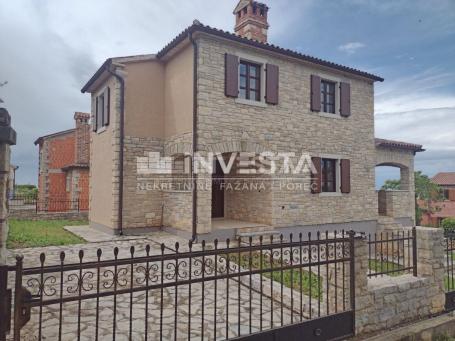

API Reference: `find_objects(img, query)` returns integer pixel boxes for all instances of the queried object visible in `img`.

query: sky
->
[0,0,454,187]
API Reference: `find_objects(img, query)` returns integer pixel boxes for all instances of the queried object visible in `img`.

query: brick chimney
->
[234,0,269,43]
[74,112,90,164]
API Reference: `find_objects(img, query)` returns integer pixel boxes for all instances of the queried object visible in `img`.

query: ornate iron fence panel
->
[445,231,455,311]
[3,231,356,341]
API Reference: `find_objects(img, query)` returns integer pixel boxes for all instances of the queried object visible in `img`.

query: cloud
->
[375,107,455,178]
[338,42,365,54]
[376,67,455,113]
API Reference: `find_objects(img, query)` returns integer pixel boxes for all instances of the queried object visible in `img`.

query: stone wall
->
[162,190,192,231]
[353,226,445,335]
[9,209,88,221]
[123,136,164,229]
[378,190,413,220]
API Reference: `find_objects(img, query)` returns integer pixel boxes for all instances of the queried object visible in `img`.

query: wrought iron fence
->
[367,227,417,278]
[9,195,88,213]
[445,231,455,312]
[3,232,356,341]
[8,194,37,208]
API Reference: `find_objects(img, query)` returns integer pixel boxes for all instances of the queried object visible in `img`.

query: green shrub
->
[442,217,455,232]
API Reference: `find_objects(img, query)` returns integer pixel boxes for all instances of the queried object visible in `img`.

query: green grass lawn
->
[368,259,406,277]
[228,251,322,299]
[7,219,88,249]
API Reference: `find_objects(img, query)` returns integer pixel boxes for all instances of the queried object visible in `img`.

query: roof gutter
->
[106,65,125,236]
[189,30,198,242]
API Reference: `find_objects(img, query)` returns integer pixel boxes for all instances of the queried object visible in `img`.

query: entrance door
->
[212,160,224,218]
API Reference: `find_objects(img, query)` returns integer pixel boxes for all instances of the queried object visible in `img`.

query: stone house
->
[34,112,90,211]
[81,0,423,239]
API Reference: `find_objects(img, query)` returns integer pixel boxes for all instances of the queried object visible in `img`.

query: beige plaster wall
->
[124,60,165,139]
[89,76,118,229]
[164,44,194,139]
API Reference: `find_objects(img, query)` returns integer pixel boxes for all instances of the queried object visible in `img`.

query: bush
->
[441,217,455,232]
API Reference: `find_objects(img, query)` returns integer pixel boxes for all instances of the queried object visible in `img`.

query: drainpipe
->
[106,65,125,236]
[189,30,198,242]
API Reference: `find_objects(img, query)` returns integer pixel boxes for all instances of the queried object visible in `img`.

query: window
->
[320,80,336,114]
[94,87,110,132]
[96,93,104,131]
[321,158,337,192]
[239,61,261,101]
[444,189,450,200]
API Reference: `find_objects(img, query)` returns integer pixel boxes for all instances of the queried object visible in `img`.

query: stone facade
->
[195,35,378,233]
[378,190,412,219]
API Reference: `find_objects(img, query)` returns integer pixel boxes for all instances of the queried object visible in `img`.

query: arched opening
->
[375,162,412,218]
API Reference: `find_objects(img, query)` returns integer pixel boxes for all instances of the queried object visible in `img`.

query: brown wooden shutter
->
[311,157,321,194]
[225,54,239,98]
[311,75,321,112]
[103,87,110,126]
[340,82,351,117]
[93,97,98,132]
[265,64,279,104]
[340,159,351,193]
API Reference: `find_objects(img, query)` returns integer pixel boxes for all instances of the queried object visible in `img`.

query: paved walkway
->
[6,230,299,341]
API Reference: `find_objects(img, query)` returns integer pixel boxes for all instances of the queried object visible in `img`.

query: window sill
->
[235,98,268,108]
[95,126,107,135]
[318,112,342,119]
[319,192,342,197]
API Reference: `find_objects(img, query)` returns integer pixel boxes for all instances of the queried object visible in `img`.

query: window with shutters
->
[321,158,337,192]
[320,80,336,114]
[239,61,261,102]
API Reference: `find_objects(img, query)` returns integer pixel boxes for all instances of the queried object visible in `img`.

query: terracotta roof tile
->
[432,172,455,186]
[156,22,384,82]
[375,138,424,152]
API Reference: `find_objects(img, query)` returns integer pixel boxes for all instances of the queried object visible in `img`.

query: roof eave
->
[157,24,384,82]
[81,59,112,94]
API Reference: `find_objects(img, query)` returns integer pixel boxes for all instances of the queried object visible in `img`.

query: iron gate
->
[445,231,455,311]
[1,231,356,341]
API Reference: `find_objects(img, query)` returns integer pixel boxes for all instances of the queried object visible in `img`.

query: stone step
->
[236,230,281,238]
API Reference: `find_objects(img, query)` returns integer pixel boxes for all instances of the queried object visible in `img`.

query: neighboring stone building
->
[81,0,423,238]
[419,172,455,227]
[34,112,90,211]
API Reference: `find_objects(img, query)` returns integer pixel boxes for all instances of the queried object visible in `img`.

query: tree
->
[381,179,401,190]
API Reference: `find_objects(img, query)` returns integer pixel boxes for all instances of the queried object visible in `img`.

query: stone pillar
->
[416,226,446,314]
[0,108,16,264]
[351,235,372,335]
[325,234,371,334]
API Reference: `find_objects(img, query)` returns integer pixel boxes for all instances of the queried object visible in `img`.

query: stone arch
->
[206,140,268,155]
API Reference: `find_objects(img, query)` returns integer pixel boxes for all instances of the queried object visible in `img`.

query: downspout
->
[189,31,198,242]
[106,65,125,236]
